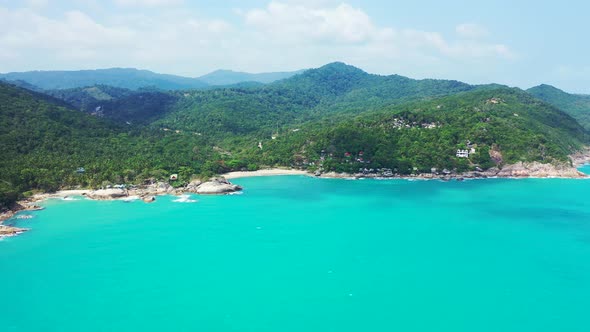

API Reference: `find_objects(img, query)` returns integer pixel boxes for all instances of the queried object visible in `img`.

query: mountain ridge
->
[197,69,305,85]
[527,84,590,130]
[0,67,306,91]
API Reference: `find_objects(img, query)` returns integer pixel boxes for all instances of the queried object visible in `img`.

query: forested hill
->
[274,62,474,99]
[527,84,590,130]
[149,62,484,138]
[46,85,178,125]
[254,88,588,174]
[0,82,215,209]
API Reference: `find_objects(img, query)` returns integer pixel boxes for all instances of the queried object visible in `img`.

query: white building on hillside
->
[456,149,470,158]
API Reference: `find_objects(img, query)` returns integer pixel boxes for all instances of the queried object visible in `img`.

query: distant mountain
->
[527,84,590,130]
[0,78,44,92]
[198,69,305,86]
[0,68,209,91]
[0,68,305,91]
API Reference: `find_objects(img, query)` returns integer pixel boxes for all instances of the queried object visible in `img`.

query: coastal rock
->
[319,172,354,179]
[0,225,28,237]
[142,195,156,203]
[185,180,203,193]
[0,211,16,223]
[131,182,176,197]
[86,188,128,200]
[195,178,242,194]
[491,162,586,178]
[570,148,590,166]
[146,182,176,195]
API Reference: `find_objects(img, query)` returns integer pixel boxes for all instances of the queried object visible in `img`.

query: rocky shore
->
[570,147,590,167]
[82,177,243,200]
[318,160,588,180]
[0,178,243,233]
[0,225,28,237]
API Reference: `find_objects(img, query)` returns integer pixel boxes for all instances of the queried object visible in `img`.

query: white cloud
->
[456,23,489,39]
[244,2,386,44]
[242,2,513,60]
[0,8,134,52]
[0,1,517,83]
[113,0,184,7]
[25,0,48,10]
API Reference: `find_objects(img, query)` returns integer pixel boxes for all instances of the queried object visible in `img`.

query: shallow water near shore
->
[1,176,590,331]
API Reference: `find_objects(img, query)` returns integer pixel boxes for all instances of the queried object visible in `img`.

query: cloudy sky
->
[0,0,588,92]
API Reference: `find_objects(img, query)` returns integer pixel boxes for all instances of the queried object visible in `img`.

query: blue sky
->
[0,0,588,92]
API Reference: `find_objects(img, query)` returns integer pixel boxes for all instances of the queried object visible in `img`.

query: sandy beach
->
[223,169,310,179]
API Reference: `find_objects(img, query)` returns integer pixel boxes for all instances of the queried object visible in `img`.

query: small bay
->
[1,176,590,331]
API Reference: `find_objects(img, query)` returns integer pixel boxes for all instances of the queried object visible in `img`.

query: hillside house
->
[456,149,470,158]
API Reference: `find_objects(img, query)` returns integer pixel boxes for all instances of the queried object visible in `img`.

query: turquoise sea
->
[1,175,590,331]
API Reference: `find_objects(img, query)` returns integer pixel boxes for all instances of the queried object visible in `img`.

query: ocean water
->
[1,176,590,331]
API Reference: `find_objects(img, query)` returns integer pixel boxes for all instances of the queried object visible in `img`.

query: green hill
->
[46,85,134,111]
[527,84,590,130]
[149,62,480,138]
[0,82,215,209]
[254,88,588,174]
[46,86,178,125]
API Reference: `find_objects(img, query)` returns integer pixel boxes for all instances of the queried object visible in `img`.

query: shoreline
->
[223,161,590,181]
[2,161,589,236]
[223,169,310,179]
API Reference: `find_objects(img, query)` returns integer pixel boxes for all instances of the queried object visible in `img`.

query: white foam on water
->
[173,195,198,203]
[121,196,140,202]
[62,197,79,201]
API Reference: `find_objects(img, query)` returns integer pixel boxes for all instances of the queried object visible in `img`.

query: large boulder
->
[86,188,128,200]
[137,182,176,196]
[185,180,203,193]
[195,178,242,194]
[142,195,156,203]
[152,182,175,194]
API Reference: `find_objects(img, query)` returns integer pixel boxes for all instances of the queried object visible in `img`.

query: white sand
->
[30,189,91,201]
[55,190,92,196]
[223,169,310,179]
